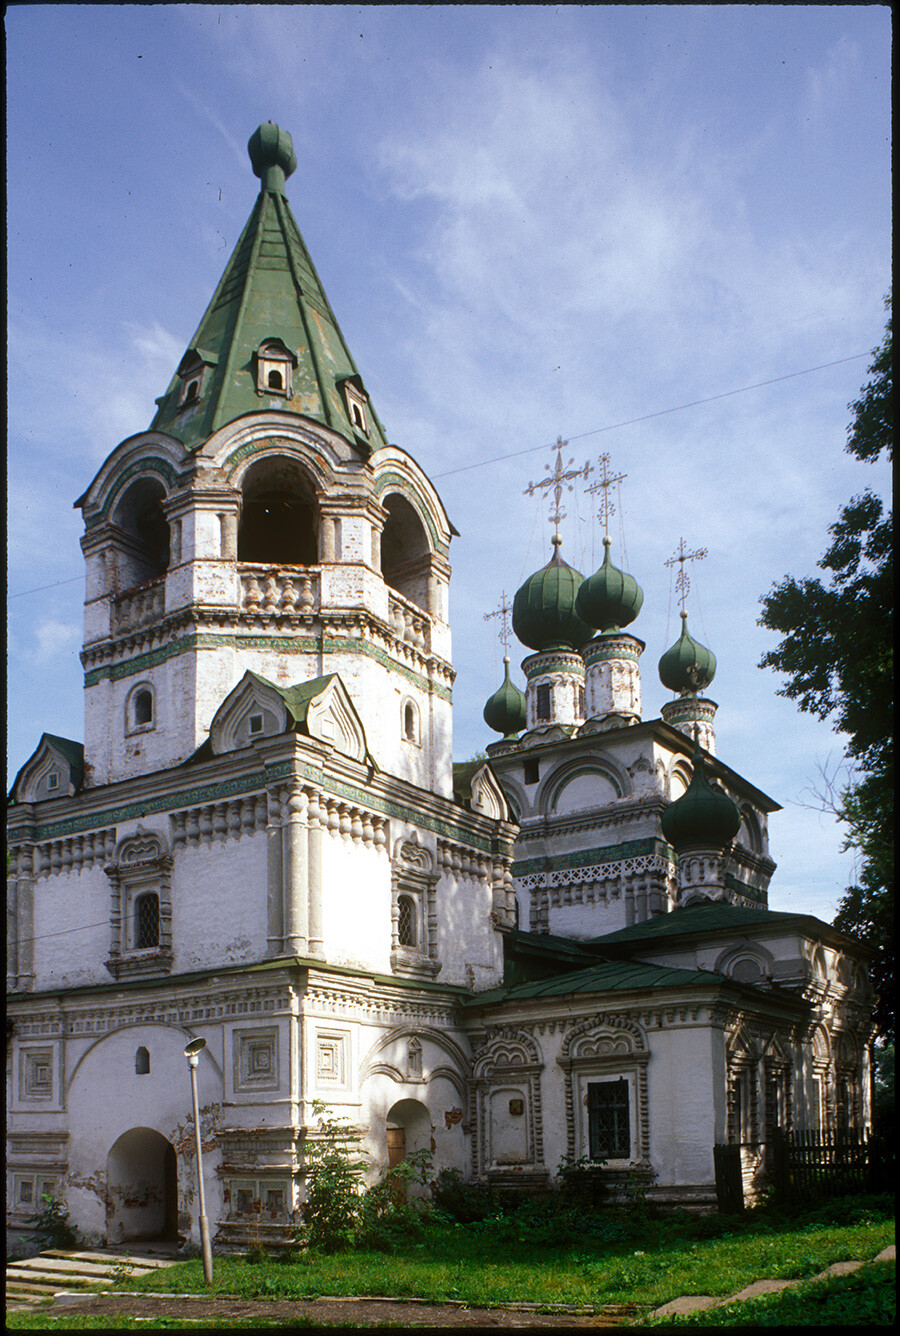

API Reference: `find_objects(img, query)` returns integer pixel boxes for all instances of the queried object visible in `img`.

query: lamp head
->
[184,1037,207,1062]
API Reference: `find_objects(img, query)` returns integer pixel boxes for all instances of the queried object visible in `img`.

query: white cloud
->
[30,619,81,667]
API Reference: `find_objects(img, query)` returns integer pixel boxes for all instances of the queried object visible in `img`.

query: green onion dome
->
[512,538,594,652]
[658,611,716,695]
[575,537,644,632]
[248,122,297,193]
[661,738,741,850]
[483,658,528,738]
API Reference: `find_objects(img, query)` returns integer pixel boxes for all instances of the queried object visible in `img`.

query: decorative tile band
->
[83,631,453,701]
[512,838,669,878]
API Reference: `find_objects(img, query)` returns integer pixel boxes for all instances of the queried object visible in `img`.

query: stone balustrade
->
[387,590,430,653]
[239,565,320,617]
[111,578,165,634]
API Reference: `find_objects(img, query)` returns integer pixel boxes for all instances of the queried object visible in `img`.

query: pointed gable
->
[10,734,85,804]
[208,670,370,764]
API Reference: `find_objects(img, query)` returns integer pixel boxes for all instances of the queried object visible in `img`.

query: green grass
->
[6,1194,893,1329]
[647,1258,895,1326]
[107,1194,892,1309]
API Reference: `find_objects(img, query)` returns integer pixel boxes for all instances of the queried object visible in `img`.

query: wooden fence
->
[714,1130,890,1212]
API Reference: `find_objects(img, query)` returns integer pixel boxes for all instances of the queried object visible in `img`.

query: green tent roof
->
[149,123,390,454]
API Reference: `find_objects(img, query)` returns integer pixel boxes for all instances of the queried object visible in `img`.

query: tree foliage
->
[759,294,893,1033]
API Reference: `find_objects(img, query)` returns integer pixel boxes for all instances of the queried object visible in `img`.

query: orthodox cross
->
[524,437,592,542]
[586,452,627,538]
[484,590,514,655]
[665,538,708,611]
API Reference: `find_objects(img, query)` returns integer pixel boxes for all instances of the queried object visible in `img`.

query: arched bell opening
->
[111,477,171,589]
[380,493,431,612]
[237,456,319,566]
[106,1127,178,1243]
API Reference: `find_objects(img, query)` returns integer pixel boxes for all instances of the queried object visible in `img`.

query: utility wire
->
[432,352,869,479]
[6,352,869,599]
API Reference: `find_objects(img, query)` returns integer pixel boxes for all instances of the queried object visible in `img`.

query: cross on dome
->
[665,538,708,613]
[524,437,592,545]
[484,591,514,656]
[586,453,627,539]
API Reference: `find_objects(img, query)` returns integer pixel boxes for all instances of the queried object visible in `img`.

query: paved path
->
[647,1243,895,1319]
[6,1245,179,1311]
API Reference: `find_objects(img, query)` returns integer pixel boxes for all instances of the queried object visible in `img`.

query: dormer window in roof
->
[256,339,295,399]
[175,348,217,409]
[338,376,370,438]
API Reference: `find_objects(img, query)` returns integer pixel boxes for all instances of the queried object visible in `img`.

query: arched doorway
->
[237,456,319,565]
[385,1099,432,1201]
[380,494,431,611]
[107,1128,178,1243]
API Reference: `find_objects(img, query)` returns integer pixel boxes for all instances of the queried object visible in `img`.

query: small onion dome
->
[662,738,741,850]
[483,657,528,738]
[575,537,644,633]
[512,537,594,652]
[248,122,297,193]
[658,610,716,695]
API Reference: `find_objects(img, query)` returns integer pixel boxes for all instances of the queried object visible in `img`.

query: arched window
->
[267,368,283,391]
[134,892,160,949]
[397,894,417,948]
[135,1047,150,1075]
[403,700,418,743]
[134,689,153,727]
[185,379,199,402]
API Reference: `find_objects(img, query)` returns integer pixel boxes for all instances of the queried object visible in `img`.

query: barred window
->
[588,1078,630,1160]
[397,894,417,947]
[134,892,160,949]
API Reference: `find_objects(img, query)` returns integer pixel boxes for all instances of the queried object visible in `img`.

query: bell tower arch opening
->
[106,1127,178,1243]
[381,493,431,612]
[237,455,319,566]
[112,477,171,589]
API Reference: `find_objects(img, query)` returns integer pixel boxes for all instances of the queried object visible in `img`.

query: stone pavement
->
[5,1245,180,1310]
[647,1242,895,1319]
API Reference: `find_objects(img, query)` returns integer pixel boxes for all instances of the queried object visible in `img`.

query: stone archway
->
[107,1127,178,1243]
[385,1098,433,1201]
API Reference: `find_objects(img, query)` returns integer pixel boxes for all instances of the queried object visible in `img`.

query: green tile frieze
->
[512,838,671,877]
[84,631,452,700]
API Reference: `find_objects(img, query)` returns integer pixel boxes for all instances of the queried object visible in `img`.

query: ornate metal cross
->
[665,538,708,611]
[524,436,592,542]
[586,452,627,538]
[484,590,514,655]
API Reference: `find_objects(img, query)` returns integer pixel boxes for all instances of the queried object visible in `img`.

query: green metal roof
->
[149,123,390,454]
[465,955,723,1007]
[592,901,833,946]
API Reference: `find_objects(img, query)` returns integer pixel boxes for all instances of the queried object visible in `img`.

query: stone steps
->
[5,1247,178,1311]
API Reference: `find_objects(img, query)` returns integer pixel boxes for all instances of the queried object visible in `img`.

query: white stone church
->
[7,124,874,1250]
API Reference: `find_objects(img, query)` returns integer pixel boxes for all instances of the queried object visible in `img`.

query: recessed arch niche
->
[237,455,319,565]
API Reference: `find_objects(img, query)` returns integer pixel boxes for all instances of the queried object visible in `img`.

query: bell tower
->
[76,124,454,795]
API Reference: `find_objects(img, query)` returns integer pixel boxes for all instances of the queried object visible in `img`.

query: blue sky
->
[7,4,891,920]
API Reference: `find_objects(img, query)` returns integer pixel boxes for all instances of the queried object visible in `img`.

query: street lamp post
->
[184,1037,214,1285]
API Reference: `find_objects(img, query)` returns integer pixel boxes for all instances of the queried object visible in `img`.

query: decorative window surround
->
[390,837,440,979]
[472,1028,546,1178]
[104,829,173,980]
[558,1014,650,1168]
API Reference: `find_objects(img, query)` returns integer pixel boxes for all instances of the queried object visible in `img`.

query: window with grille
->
[588,1079,630,1160]
[397,894,417,947]
[134,892,160,949]
[536,684,551,721]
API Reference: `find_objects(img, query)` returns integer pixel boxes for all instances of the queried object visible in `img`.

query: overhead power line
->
[7,352,869,599]
[432,352,869,479]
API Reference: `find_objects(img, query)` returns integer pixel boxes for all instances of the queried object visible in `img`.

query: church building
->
[7,124,875,1249]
